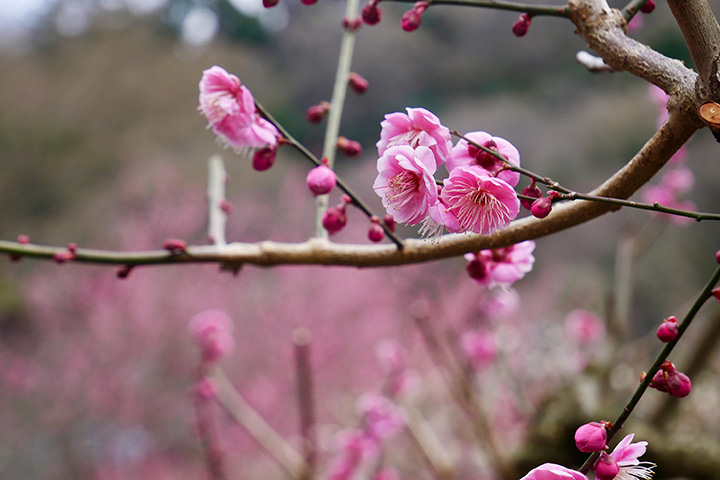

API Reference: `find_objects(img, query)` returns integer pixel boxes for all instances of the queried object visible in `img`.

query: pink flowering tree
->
[3,0,720,479]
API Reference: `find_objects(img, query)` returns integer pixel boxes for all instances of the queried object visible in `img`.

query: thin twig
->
[385,0,570,17]
[579,263,720,474]
[212,367,308,479]
[293,327,317,478]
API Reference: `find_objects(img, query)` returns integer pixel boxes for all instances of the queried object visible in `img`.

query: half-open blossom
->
[447,131,521,186]
[464,240,535,288]
[608,434,655,480]
[519,463,589,480]
[373,145,438,225]
[442,166,520,235]
[198,66,279,152]
[377,107,452,167]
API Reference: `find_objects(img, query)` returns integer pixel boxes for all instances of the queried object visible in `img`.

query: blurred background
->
[1,0,720,478]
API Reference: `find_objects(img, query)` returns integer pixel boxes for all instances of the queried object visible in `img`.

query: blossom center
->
[386,171,421,209]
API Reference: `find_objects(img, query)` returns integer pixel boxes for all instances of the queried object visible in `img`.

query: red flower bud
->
[322,204,348,234]
[401,8,422,32]
[361,2,382,25]
[531,196,553,218]
[348,72,369,94]
[574,421,607,453]
[337,136,362,156]
[521,182,543,210]
[640,0,655,14]
[656,316,679,342]
[306,164,337,196]
[252,147,277,171]
[594,452,620,480]
[306,102,330,124]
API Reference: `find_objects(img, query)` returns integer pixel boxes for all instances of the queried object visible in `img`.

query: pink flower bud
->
[195,378,217,400]
[348,72,369,94]
[306,102,329,124]
[361,2,382,25]
[17,235,30,245]
[465,255,488,282]
[53,250,75,264]
[306,164,337,196]
[323,204,348,234]
[163,238,187,253]
[337,136,362,156]
[401,8,422,32]
[574,421,607,453]
[263,0,279,7]
[712,286,720,303]
[300,0,317,5]
[656,316,679,342]
[383,214,396,232]
[640,0,655,14]
[220,199,233,214]
[531,196,553,218]
[368,219,385,242]
[252,147,277,171]
[512,14,532,37]
[716,249,720,264]
[667,370,692,397]
[593,452,620,480]
[521,182,543,210]
[343,17,363,31]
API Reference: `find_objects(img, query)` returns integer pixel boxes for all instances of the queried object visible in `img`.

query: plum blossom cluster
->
[644,360,692,398]
[373,108,522,239]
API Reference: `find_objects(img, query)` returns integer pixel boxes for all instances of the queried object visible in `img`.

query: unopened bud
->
[163,238,187,253]
[306,164,337,196]
[594,452,620,480]
[263,0,279,7]
[252,147,276,171]
[306,102,329,124]
[368,218,385,242]
[337,136,362,156]
[667,370,692,397]
[53,250,75,264]
[656,316,679,342]
[640,0,655,14]
[348,72,369,94]
[322,204,348,234]
[531,196,553,218]
[17,235,30,244]
[401,8,422,32]
[521,182,543,210]
[300,0,317,5]
[383,214,396,232]
[574,422,607,453]
[712,286,720,302]
[361,2,382,25]
[343,17,363,31]
[512,13,532,37]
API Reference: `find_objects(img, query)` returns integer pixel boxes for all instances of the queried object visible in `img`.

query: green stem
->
[579,263,720,474]
[386,0,570,17]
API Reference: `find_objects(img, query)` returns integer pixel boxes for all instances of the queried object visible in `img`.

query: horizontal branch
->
[0,112,700,269]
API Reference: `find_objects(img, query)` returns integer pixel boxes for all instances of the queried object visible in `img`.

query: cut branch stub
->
[698,101,720,142]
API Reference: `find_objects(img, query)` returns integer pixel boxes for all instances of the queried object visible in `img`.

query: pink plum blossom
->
[441,166,520,235]
[464,240,535,288]
[198,66,279,151]
[377,107,453,167]
[373,145,438,225]
[608,434,655,480]
[446,131,521,186]
[519,463,589,480]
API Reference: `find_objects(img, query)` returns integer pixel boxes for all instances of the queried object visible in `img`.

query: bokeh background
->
[1,1,720,478]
